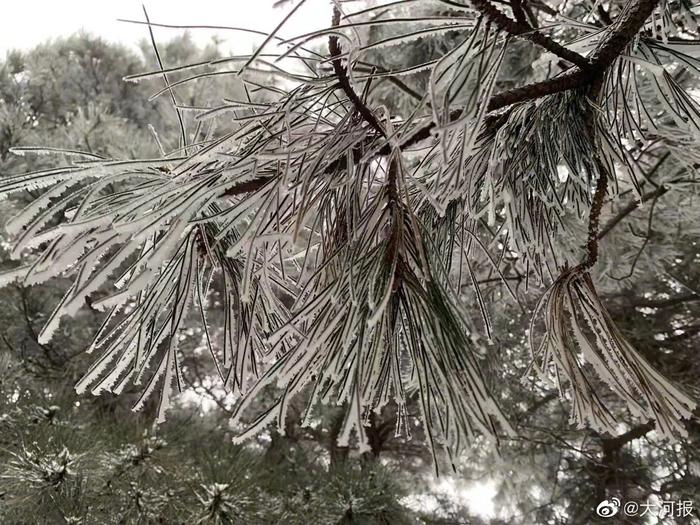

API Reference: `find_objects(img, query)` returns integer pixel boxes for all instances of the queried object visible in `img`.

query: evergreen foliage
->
[1,0,700,522]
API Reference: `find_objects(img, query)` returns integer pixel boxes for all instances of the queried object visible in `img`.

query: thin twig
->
[579,75,608,270]
[469,0,591,70]
[600,421,655,452]
[598,184,669,239]
[628,293,700,309]
[222,0,660,198]
[610,192,660,280]
[329,6,386,137]
[408,0,660,150]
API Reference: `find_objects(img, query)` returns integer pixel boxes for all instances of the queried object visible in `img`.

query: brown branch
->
[589,0,659,68]
[600,421,654,453]
[487,68,590,112]
[579,73,609,270]
[409,0,660,149]
[582,171,609,268]
[329,6,386,138]
[470,0,592,70]
[576,0,661,269]
[222,0,660,198]
[388,69,592,155]
[510,0,529,25]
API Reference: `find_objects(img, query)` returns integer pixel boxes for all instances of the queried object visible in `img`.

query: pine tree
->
[1,0,698,472]
[1,34,440,525]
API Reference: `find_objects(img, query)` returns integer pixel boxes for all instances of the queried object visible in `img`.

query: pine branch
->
[407,0,660,147]
[223,0,660,199]
[579,74,609,270]
[525,0,697,440]
[600,421,655,452]
[575,0,661,269]
[580,170,608,269]
[329,6,386,138]
[486,69,589,112]
[510,0,529,26]
[589,0,658,68]
[469,0,592,70]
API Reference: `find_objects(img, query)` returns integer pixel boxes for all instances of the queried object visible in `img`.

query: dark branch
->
[411,0,660,148]
[580,78,609,270]
[470,0,591,70]
[589,0,659,68]
[487,68,589,112]
[329,6,386,137]
[510,0,529,25]
[600,421,654,453]
[222,0,660,198]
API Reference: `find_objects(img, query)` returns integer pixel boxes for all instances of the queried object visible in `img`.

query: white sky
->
[0,0,331,55]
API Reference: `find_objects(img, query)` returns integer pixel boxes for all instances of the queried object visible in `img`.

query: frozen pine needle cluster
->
[1,0,698,464]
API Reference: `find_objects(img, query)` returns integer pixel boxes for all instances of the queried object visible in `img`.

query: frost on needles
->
[0,0,697,465]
